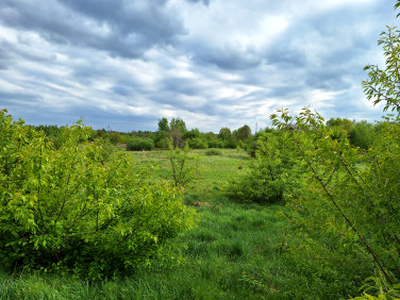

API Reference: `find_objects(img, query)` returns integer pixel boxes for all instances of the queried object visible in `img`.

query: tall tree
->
[157,117,169,132]
[236,125,252,142]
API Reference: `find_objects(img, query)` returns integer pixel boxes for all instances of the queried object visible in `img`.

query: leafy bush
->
[205,148,222,156]
[225,131,302,204]
[271,107,400,290]
[108,131,122,145]
[348,120,375,150]
[126,137,155,151]
[188,137,208,149]
[0,110,196,280]
[207,139,225,148]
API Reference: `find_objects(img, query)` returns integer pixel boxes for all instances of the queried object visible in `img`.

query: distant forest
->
[32,115,381,152]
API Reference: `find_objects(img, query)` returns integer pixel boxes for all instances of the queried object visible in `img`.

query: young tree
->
[363,26,400,113]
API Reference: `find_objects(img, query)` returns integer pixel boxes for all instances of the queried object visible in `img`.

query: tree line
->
[31,115,382,152]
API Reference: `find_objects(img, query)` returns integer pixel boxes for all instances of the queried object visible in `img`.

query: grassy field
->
[0,149,355,299]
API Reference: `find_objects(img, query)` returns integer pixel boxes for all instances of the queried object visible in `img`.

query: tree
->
[169,118,187,148]
[170,118,187,134]
[363,26,400,113]
[236,124,252,142]
[348,120,375,150]
[157,117,169,132]
[218,127,232,141]
[326,118,354,131]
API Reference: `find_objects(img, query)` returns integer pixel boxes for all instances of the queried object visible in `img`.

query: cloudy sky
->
[0,0,397,132]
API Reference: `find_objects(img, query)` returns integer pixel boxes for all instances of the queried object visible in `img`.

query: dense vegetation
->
[0,112,195,280]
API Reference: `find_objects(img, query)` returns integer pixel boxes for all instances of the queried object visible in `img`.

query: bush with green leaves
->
[0,110,196,280]
[271,106,400,292]
[188,137,208,149]
[226,131,302,204]
[166,141,200,187]
[126,137,155,151]
[205,148,222,156]
[348,120,375,150]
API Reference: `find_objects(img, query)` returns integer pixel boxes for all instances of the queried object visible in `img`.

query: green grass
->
[0,149,359,299]
[130,148,249,197]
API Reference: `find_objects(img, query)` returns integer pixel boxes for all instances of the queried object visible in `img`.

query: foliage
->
[166,141,200,187]
[154,131,169,149]
[353,274,400,300]
[188,137,208,149]
[205,148,222,156]
[126,137,155,151]
[107,131,123,145]
[157,117,169,132]
[226,131,302,204]
[0,110,196,280]
[363,26,400,113]
[271,106,400,288]
[32,125,65,149]
[348,120,375,150]
[326,117,354,130]
[235,125,252,142]
[184,128,201,140]
[218,127,238,148]
[155,117,188,149]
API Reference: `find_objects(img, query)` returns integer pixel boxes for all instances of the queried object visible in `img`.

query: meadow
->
[0,147,370,299]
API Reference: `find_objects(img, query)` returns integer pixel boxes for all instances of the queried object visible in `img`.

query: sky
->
[0,0,397,133]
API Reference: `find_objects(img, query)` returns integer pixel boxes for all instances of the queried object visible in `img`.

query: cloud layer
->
[0,0,396,132]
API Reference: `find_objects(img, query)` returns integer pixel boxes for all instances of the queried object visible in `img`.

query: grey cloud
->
[160,77,203,97]
[185,0,211,6]
[0,43,14,69]
[199,45,264,70]
[112,85,135,97]
[0,0,186,58]
[0,0,395,132]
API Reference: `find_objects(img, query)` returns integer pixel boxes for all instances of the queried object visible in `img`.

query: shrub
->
[166,141,200,187]
[205,148,222,156]
[108,132,122,145]
[0,110,196,280]
[188,137,208,149]
[225,131,302,204]
[271,107,400,290]
[126,137,155,151]
[348,120,375,150]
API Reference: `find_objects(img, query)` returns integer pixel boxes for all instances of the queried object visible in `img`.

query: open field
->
[0,149,359,299]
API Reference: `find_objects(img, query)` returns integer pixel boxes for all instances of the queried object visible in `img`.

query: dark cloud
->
[202,46,263,70]
[0,0,186,58]
[185,0,211,6]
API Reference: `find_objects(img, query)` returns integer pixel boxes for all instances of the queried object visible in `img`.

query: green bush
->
[348,120,375,150]
[226,132,302,204]
[126,137,155,151]
[0,110,196,280]
[205,148,222,156]
[271,107,400,290]
[188,137,208,149]
[207,139,225,148]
